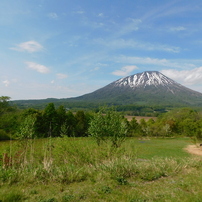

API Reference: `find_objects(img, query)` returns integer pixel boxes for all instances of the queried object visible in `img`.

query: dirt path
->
[185,144,202,156]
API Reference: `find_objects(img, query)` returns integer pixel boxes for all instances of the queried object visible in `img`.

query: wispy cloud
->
[56,73,68,79]
[3,80,10,87]
[98,13,104,17]
[90,67,100,72]
[75,10,85,14]
[116,18,142,37]
[48,12,58,19]
[161,67,202,85]
[11,41,44,53]
[25,62,50,73]
[112,65,138,76]
[94,38,180,53]
[170,26,186,32]
[117,56,197,69]
[141,1,196,23]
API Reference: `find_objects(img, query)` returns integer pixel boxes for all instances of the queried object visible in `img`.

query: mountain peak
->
[114,71,177,89]
[74,70,202,106]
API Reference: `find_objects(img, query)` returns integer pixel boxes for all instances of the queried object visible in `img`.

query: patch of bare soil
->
[125,116,157,122]
[185,144,202,156]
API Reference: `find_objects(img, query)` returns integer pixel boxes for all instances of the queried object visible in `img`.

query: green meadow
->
[1,137,202,202]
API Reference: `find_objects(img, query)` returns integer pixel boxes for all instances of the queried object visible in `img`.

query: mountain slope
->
[73,71,202,106]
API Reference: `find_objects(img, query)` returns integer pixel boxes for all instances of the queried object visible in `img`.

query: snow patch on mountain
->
[114,71,178,89]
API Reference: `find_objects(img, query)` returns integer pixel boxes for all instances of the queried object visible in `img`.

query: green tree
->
[0,96,11,111]
[21,108,44,138]
[129,117,141,137]
[65,111,76,136]
[56,105,67,124]
[56,105,67,136]
[0,96,19,140]
[139,119,147,136]
[88,108,128,148]
[43,103,58,137]
[152,107,201,137]
[16,115,36,139]
[74,111,91,137]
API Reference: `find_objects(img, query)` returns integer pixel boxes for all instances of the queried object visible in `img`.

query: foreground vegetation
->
[2,96,202,201]
[1,137,202,201]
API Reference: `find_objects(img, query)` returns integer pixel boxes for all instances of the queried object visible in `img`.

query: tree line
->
[1,96,202,141]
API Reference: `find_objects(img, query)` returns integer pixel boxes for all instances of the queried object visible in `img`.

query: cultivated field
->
[125,115,157,122]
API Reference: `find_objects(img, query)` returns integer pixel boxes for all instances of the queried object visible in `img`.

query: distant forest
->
[11,97,194,117]
[1,96,202,141]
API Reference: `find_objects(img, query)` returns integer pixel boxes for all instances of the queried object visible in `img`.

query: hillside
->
[11,71,202,110]
[72,71,202,106]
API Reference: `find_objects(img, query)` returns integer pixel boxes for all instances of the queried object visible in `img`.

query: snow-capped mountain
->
[74,71,202,106]
[111,71,185,95]
[114,71,176,88]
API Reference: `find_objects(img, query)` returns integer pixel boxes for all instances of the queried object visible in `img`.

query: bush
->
[0,129,10,140]
[88,107,128,148]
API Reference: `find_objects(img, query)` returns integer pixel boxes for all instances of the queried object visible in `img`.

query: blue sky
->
[1,0,202,100]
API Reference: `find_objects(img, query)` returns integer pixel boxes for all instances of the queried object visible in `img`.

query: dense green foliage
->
[0,97,92,140]
[11,98,182,117]
[88,107,128,147]
[2,95,202,141]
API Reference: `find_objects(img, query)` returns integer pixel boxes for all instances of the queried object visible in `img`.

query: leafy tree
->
[0,96,11,108]
[43,103,58,137]
[180,118,199,137]
[65,111,76,136]
[128,117,141,137]
[56,105,67,136]
[152,107,202,137]
[88,108,128,147]
[139,119,147,136]
[20,108,44,138]
[0,96,19,139]
[16,115,36,139]
[56,105,67,124]
[74,110,90,137]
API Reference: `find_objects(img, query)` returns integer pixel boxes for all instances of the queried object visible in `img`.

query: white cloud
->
[94,38,180,53]
[75,10,85,14]
[112,65,138,76]
[117,19,142,37]
[98,13,104,17]
[25,62,50,74]
[161,67,202,85]
[91,67,100,71]
[48,12,58,19]
[57,73,68,79]
[170,26,186,32]
[117,56,196,69]
[11,41,44,53]
[3,80,10,87]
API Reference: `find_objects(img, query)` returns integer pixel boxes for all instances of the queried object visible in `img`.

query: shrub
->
[88,107,128,148]
[0,129,10,140]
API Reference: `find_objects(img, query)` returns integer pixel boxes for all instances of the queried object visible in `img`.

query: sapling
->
[15,114,36,167]
[88,107,128,148]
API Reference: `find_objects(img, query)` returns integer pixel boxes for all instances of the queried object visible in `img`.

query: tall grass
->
[0,137,194,184]
[1,137,201,201]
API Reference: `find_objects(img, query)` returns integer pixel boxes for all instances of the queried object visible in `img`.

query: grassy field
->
[1,137,202,201]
